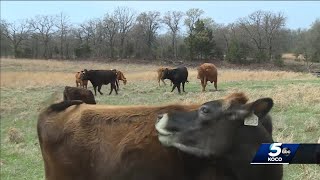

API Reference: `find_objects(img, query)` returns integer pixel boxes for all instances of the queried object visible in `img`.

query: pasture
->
[0,58,320,180]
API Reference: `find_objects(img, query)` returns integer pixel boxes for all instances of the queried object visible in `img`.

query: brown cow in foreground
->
[157,67,172,86]
[37,93,281,180]
[63,86,96,104]
[75,71,88,89]
[197,63,218,91]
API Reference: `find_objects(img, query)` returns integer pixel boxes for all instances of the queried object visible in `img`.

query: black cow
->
[156,97,283,180]
[82,69,118,96]
[63,86,96,104]
[162,67,188,93]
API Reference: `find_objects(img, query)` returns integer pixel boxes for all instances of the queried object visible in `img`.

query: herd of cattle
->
[64,63,218,104]
[37,63,285,180]
[40,61,320,179]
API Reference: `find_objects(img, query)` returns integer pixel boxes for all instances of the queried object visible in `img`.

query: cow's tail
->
[47,100,83,113]
[186,80,189,83]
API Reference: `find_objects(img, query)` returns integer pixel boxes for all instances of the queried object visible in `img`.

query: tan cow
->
[75,71,88,89]
[197,63,218,92]
[157,67,172,86]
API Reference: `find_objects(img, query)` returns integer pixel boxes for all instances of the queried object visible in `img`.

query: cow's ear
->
[245,98,273,118]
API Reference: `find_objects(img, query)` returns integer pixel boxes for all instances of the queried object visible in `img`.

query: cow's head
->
[79,71,86,80]
[81,69,90,80]
[155,97,273,157]
[162,68,174,80]
[117,71,127,85]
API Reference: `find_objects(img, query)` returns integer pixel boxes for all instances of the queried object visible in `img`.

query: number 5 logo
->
[268,143,282,157]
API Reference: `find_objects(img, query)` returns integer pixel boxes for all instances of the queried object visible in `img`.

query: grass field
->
[1,58,319,180]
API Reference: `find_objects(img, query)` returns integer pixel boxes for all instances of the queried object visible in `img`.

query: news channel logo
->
[251,143,299,164]
[268,143,291,162]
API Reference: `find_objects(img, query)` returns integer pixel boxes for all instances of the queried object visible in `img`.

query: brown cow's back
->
[38,93,248,180]
[197,63,218,91]
[38,103,200,180]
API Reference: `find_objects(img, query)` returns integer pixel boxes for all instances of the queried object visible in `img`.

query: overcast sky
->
[1,1,320,30]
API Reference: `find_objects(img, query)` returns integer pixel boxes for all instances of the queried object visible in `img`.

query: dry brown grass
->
[7,127,24,144]
[1,58,314,88]
[304,118,319,132]
[282,53,305,61]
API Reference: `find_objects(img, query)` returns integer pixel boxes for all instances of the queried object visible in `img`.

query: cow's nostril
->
[157,114,164,122]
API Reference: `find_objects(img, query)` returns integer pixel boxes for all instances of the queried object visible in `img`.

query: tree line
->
[1,7,319,64]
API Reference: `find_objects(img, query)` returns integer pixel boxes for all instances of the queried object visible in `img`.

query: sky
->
[1,1,320,31]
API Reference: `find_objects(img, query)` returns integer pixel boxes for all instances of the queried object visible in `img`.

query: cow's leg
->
[214,80,218,91]
[116,80,119,91]
[76,81,79,87]
[109,82,118,95]
[182,82,186,92]
[93,86,97,96]
[203,77,207,92]
[161,79,166,86]
[114,82,118,95]
[201,79,205,92]
[177,83,181,94]
[98,85,103,95]
[171,84,177,92]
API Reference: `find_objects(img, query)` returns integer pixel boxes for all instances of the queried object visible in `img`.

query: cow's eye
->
[200,106,209,114]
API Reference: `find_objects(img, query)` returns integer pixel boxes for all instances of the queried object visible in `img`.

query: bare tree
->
[238,10,286,61]
[238,11,266,61]
[263,11,286,60]
[162,11,184,59]
[136,11,161,59]
[29,15,57,59]
[102,13,119,59]
[56,12,71,59]
[79,20,98,47]
[114,7,136,58]
[1,20,30,58]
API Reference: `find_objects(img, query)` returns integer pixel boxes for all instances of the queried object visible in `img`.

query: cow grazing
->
[162,66,188,93]
[197,63,218,91]
[37,93,251,180]
[156,97,283,180]
[157,67,172,86]
[75,71,88,89]
[82,69,118,96]
[63,86,96,104]
[111,69,127,90]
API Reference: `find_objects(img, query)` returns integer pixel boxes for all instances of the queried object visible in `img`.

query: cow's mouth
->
[155,114,175,136]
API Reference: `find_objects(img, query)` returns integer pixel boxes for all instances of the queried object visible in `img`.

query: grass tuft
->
[7,127,24,144]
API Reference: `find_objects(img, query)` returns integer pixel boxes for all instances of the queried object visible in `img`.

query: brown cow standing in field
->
[111,69,127,90]
[157,67,172,86]
[63,86,96,104]
[37,93,259,180]
[75,71,88,89]
[197,63,218,91]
